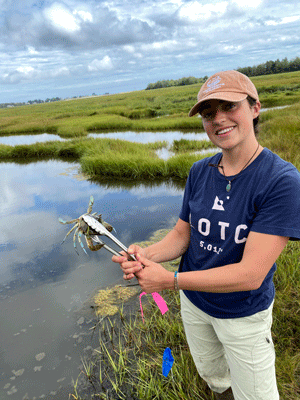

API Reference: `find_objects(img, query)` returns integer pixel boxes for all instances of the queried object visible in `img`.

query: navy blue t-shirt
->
[179,148,300,318]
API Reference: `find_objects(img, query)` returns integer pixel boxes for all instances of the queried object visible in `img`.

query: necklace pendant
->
[226,182,231,192]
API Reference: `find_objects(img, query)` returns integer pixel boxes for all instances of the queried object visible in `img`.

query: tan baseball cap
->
[188,70,259,117]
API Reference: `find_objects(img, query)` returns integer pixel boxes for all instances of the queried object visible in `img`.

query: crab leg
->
[73,227,79,255]
[61,224,78,244]
[78,231,87,255]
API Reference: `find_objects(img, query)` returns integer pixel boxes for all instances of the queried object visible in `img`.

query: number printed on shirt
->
[200,241,223,254]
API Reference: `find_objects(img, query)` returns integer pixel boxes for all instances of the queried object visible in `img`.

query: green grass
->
[258,103,300,168]
[170,138,216,153]
[1,99,299,179]
[2,70,300,138]
[0,137,215,180]
[0,69,299,180]
[0,98,298,180]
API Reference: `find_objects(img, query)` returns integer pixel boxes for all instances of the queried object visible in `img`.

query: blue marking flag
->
[162,347,174,377]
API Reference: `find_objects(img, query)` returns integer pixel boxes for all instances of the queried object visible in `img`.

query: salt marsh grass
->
[0,137,213,179]
[170,138,215,153]
[2,71,300,138]
[258,103,300,168]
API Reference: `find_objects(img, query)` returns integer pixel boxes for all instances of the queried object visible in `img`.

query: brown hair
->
[246,96,259,135]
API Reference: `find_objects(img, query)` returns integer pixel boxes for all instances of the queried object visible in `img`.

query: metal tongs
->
[82,215,137,261]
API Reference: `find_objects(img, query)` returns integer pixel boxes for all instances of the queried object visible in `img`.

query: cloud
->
[177,1,228,23]
[88,56,113,71]
[73,9,93,23]
[1,62,70,84]
[232,0,262,7]
[43,3,81,33]
[265,15,300,26]
[1,1,156,50]
[0,0,300,102]
[141,39,180,53]
[27,46,39,55]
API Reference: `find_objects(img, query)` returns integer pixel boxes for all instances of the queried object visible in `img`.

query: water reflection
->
[0,133,65,146]
[260,105,290,112]
[0,160,184,399]
[0,130,207,147]
[88,130,207,144]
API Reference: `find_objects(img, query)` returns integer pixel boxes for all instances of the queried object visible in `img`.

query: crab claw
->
[87,195,94,214]
[59,217,78,225]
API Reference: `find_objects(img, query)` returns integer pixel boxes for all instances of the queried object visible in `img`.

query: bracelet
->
[174,271,180,291]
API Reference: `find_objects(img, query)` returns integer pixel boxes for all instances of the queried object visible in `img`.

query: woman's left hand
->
[134,253,174,293]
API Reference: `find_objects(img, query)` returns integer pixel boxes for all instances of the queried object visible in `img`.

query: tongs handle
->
[92,236,136,260]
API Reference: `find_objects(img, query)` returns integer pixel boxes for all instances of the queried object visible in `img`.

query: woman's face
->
[200,99,260,150]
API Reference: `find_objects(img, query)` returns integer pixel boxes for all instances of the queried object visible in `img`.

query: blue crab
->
[59,196,114,255]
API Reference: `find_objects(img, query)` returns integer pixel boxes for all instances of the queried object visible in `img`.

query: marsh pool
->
[0,160,185,399]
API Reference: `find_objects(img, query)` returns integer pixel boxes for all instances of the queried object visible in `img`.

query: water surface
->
[0,130,207,147]
[87,130,207,144]
[0,133,65,146]
[0,160,184,399]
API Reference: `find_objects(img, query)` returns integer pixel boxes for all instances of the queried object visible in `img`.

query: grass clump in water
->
[170,138,215,153]
[80,138,167,179]
[0,136,211,180]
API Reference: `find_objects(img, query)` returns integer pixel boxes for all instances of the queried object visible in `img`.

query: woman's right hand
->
[111,244,146,280]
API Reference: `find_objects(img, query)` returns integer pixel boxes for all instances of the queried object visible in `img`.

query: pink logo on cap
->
[203,76,225,93]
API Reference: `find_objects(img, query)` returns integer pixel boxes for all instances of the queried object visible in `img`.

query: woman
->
[112,70,300,400]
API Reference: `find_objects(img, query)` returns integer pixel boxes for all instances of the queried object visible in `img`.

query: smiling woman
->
[113,70,300,400]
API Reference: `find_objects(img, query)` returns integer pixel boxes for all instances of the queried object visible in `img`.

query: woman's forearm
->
[173,263,259,293]
[143,219,190,263]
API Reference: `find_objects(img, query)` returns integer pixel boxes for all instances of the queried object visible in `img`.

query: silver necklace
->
[218,143,260,192]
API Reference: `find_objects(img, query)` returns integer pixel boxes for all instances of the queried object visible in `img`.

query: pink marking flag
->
[139,292,168,323]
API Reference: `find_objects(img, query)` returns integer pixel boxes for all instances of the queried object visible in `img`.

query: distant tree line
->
[237,56,300,77]
[0,93,105,108]
[145,56,300,90]
[0,97,62,109]
[145,76,208,90]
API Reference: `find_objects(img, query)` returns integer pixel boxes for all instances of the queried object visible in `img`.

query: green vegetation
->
[144,56,300,91]
[0,86,206,137]
[238,56,300,77]
[146,76,207,90]
[1,70,300,140]
[0,70,300,180]
[170,138,215,153]
[0,137,215,179]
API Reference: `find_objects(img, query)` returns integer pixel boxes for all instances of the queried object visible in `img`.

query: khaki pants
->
[180,291,279,400]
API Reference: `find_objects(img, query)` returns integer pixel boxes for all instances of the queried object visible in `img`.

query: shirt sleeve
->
[251,168,300,240]
[179,163,195,223]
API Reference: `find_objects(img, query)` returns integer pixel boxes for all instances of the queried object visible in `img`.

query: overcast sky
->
[1,0,300,103]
